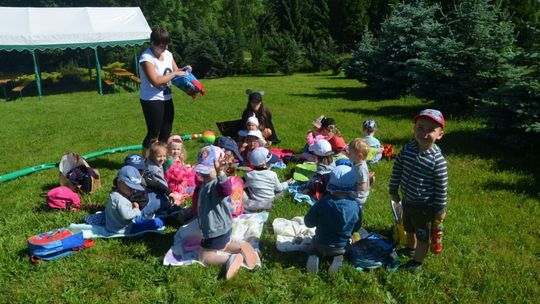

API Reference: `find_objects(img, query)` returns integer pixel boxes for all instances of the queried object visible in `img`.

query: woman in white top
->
[139,27,191,157]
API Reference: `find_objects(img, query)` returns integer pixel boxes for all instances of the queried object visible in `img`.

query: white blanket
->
[163,212,268,267]
[272,216,316,252]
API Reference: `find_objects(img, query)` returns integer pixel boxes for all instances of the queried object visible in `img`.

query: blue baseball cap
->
[124,154,146,171]
[117,166,145,191]
[326,165,357,193]
[362,120,377,132]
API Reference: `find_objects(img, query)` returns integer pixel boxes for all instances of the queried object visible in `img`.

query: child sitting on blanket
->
[239,130,279,167]
[194,145,260,280]
[143,141,184,217]
[243,147,291,212]
[105,166,163,234]
[237,114,266,148]
[299,116,346,161]
[297,140,335,201]
[304,165,361,275]
[164,135,195,203]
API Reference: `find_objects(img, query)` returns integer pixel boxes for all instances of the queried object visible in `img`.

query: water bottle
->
[431,219,443,254]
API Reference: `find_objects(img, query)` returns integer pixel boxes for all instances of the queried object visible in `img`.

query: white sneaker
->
[328,255,343,274]
[306,255,319,275]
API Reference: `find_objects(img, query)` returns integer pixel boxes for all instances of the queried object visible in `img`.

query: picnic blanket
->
[163,212,268,267]
[69,212,165,239]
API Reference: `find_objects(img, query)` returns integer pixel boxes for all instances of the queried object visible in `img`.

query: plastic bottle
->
[431,219,444,254]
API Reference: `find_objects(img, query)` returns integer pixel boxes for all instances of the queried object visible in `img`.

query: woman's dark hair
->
[150,27,170,46]
[245,92,268,130]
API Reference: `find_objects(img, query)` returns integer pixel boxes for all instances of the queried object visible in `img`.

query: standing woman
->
[241,90,281,145]
[139,27,191,157]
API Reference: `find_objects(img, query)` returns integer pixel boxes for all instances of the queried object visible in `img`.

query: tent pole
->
[31,50,42,99]
[94,47,102,95]
[133,46,140,77]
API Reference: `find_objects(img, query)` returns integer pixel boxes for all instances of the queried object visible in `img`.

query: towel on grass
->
[163,212,268,267]
[272,216,316,252]
[69,212,164,239]
[287,181,316,206]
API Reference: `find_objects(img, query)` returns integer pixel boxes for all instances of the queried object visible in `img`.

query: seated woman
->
[241,89,280,145]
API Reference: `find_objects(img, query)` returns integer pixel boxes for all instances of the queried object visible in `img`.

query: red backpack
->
[47,186,81,210]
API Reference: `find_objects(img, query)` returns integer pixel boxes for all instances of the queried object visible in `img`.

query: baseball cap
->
[194,145,224,175]
[117,165,145,191]
[326,165,357,193]
[309,139,332,156]
[321,117,336,128]
[246,129,264,140]
[335,158,353,167]
[248,147,272,167]
[414,109,445,128]
[124,154,146,171]
[362,120,377,132]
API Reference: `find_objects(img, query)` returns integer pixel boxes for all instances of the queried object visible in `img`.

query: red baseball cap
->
[414,109,445,128]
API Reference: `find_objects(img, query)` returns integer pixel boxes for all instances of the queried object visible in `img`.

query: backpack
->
[346,233,399,271]
[224,176,244,217]
[46,186,81,210]
[27,227,94,262]
[309,173,330,201]
[59,152,101,194]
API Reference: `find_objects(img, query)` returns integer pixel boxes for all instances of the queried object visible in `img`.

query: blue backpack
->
[27,227,94,262]
[346,233,399,271]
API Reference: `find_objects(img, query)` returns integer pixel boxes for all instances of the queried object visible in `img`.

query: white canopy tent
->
[0,7,152,97]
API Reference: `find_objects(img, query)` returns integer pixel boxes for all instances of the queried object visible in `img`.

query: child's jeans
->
[141,191,170,218]
[310,236,346,257]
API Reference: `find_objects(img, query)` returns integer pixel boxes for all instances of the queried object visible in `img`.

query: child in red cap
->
[389,109,448,271]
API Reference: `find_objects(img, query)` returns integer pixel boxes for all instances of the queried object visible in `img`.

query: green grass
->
[0,73,538,303]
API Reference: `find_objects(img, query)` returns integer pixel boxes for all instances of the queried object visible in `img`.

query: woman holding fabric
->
[139,27,191,157]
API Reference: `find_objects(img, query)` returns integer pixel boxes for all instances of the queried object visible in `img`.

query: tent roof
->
[0,7,151,52]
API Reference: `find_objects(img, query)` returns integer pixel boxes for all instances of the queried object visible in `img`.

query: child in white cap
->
[304,165,361,275]
[105,166,164,234]
[243,147,291,212]
[194,145,260,280]
[297,140,335,200]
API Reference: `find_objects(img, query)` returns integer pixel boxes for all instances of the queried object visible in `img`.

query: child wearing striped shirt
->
[389,109,448,271]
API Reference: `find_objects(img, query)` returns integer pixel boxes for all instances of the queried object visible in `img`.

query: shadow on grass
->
[119,231,173,258]
[291,86,389,102]
[340,103,426,120]
[90,158,123,171]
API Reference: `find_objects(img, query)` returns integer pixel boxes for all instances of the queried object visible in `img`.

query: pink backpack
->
[165,162,196,205]
[224,176,244,217]
[47,186,81,210]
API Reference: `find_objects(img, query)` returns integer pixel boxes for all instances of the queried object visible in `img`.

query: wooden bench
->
[130,75,141,88]
[102,79,116,93]
[11,80,33,98]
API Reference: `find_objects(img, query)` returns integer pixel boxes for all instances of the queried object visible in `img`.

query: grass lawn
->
[0,73,538,303]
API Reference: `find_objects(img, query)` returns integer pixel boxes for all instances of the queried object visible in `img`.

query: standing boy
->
[389,109,448,271]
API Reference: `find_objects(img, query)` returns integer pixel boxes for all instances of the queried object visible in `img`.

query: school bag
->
[224,176,244,217]
[58,152,101,194]
[27,227,94,262]
[46,186,81,210]
[346,232,399,271]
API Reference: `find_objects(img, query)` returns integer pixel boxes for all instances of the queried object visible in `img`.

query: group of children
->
[104,102,448,278]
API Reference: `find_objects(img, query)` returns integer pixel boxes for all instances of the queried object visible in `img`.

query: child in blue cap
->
[105,166,163,234]
[304,165,361,275]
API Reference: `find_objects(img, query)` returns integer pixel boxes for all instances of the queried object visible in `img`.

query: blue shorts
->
[200,229,232,250]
